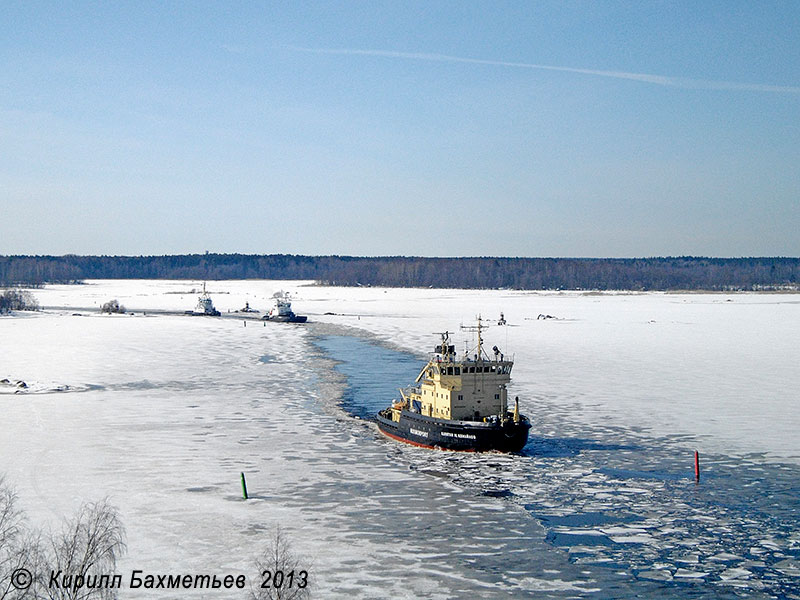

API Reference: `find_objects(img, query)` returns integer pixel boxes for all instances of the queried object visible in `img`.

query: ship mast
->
[461,315,488,360]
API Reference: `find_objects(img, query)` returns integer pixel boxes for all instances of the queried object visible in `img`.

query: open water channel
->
[314,334,800,599]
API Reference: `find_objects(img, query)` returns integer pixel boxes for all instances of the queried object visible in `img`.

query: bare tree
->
[1,479,125,600]
[250,527,310,600]
[44,500,126,600]
[0,476,41,600]
[1,476,23,598]
[0,290,39,314]
[99,300,125,315]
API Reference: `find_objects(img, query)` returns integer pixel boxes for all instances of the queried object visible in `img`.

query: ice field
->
[2,280,799,598]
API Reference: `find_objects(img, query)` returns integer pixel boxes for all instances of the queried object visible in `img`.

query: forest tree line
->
[1,254,799,291]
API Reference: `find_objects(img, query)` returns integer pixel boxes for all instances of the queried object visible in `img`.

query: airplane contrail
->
[288,46,800,94]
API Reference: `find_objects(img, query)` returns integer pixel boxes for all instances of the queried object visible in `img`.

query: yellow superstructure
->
[395,318,514,422]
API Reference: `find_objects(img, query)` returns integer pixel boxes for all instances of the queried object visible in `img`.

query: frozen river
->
[2,280,798,598]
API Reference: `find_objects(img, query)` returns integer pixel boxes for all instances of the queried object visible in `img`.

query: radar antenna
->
[437,331,451,355]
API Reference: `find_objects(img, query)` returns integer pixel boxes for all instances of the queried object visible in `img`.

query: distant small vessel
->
[239,301,257,313]
[377,317,530,452]
[188,283,220,316]
[262,291,307,323]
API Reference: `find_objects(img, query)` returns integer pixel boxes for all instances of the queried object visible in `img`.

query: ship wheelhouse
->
[393,321,515,423]
[413,357,513,421]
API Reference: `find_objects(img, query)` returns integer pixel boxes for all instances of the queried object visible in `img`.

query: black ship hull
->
[376,409,530,452]
[185,310,221,316]
[262,314,307,323]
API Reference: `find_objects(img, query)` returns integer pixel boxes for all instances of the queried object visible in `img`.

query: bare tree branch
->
[0,476,41,600]
[249,527,310,600]
[45,500,126,600]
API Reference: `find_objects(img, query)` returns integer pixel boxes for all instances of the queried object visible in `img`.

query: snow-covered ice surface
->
[2,280,799,598]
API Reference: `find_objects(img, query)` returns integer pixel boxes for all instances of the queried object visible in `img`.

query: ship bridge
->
[406,323,514,422]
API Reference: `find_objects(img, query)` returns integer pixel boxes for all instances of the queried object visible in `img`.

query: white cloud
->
[289,46,800,94]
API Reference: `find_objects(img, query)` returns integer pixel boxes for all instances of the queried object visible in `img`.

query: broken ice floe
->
[318,335,800,598]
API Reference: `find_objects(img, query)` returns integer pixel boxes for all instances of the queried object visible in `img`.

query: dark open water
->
[315,335,800,599]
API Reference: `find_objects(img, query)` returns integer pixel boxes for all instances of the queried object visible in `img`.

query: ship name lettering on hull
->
[441,432,477,440]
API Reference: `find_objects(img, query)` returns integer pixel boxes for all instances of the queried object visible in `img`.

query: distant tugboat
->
[189,282,221,316]
[262,291,307,323]
[377,317,530,452]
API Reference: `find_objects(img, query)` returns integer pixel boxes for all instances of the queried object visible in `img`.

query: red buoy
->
[694,450,700,481]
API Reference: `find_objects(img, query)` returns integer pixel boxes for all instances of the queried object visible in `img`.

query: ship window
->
[458,394,463,400]
[469,367,475,373]
[484,366,490,373]
[447,367,453,375]
[454,367,460,375]
[495,394,500,399]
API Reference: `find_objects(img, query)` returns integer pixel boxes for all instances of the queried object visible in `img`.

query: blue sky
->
[2,1,799,257]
